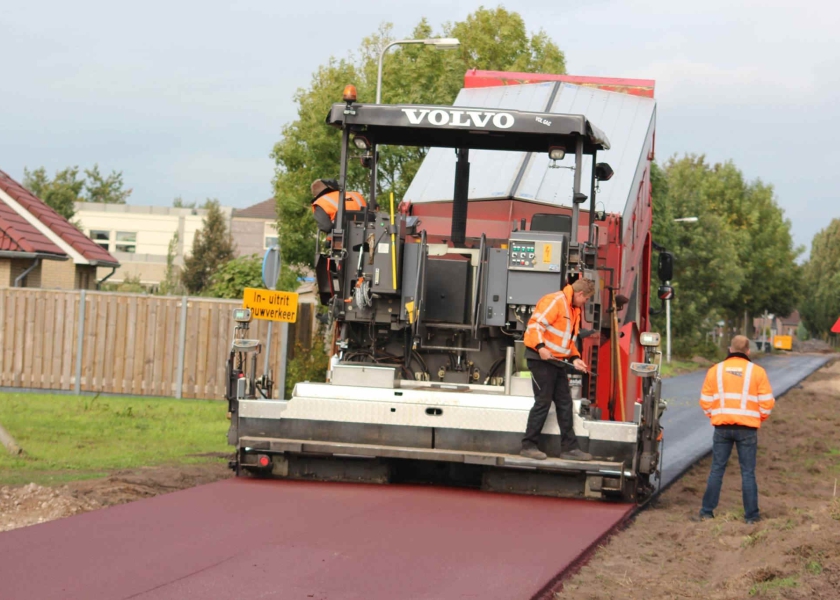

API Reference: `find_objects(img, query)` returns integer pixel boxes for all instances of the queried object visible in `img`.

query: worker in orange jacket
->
[520,278,595,461]
[310,179,367,233]
[695,335,774,524]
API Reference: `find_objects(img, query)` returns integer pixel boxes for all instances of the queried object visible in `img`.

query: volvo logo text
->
[400,108,515,129]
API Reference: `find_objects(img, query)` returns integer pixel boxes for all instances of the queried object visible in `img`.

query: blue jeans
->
[701,427,759,521]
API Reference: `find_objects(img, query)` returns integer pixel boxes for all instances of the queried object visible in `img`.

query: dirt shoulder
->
[558,360,840,599]
[0,460,232,532]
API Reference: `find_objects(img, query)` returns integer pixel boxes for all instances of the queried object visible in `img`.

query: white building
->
[75,199,279,288]
[74,202,232,286]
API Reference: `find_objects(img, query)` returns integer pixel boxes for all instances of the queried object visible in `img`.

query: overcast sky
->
[2,1,837,253]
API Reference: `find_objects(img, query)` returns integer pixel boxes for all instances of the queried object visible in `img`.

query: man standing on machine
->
[521,278,596,461]
[310,178,367,233]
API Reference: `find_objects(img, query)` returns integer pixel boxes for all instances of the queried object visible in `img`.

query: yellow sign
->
[542,244,552,263]
[773,335,792,351]
[243,288,299,323]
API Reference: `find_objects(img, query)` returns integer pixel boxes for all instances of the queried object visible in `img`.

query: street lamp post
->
[666,216,699,363]
[376,38,460,104]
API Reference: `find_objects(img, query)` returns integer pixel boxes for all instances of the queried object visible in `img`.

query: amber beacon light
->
[343,85,357,103]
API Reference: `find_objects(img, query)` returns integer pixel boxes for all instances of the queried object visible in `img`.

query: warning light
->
[658,285,674,300]
[343,85,357,103]
[258,455,271,468]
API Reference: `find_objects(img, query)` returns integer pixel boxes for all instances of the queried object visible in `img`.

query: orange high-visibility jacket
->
[699,356,775,428]
[524,285,581,359]
[311,190,367,221]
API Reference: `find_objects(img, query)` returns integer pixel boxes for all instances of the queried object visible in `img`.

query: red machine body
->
[409,70,657,423]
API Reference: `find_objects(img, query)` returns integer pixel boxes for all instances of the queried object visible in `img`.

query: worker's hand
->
[538,347,553,361]
[572,358,588,373]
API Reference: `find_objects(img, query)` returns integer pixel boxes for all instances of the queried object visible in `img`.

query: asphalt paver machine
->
[229,78,666,501]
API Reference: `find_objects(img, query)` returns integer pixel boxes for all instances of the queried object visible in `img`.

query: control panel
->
[507,237,565,273]
[505,231,568,306]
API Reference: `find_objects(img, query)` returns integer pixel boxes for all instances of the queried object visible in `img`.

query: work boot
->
[560,448,592,461]
[690,512,714,522]
[520,447,547,460]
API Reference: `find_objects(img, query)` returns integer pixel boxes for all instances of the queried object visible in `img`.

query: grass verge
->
[0,391,229,486]
[660,358,705,378]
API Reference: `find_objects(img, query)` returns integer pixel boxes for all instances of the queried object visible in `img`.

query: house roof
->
[0,169,119,267]
[233,198,276,220]
[779,310,800,327]
[0,199,66,257]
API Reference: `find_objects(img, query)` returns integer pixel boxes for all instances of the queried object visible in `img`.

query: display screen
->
[233,308,252,322]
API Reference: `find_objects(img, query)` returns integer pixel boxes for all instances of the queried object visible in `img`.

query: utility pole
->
[666,281,672,363]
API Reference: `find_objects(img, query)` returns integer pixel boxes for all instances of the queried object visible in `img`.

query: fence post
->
[277,322,289,399]
[74,290,86,395]
[175,296,188,399]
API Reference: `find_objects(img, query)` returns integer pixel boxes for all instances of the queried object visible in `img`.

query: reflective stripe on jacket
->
[523,285,580,359]
[311,190,366,220]
[699,356,774,428]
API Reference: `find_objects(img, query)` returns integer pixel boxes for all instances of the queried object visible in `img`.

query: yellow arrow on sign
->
[243,288,299,323]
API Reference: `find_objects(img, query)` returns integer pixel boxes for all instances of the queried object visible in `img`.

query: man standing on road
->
[520,278,595,461]
[695,335,775,524]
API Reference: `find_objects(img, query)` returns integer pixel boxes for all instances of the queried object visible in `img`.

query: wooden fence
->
[0,289,315,399]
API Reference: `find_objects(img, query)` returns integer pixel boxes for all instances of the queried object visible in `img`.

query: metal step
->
[240,436,629,476]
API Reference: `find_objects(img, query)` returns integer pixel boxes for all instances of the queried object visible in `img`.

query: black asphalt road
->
[657,353,831,488]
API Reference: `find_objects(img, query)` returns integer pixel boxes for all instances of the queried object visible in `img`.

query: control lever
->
[547,357,588,373]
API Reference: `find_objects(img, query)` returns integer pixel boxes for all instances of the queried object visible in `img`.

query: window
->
[115,231,137,253]
[264,222,278,249]
[90,230,110,250]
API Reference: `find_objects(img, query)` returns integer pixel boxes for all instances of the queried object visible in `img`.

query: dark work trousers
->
[523,358,578,452]
[701,427,759,521]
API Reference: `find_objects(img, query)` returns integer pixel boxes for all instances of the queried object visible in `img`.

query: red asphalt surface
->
[0,478,630,600]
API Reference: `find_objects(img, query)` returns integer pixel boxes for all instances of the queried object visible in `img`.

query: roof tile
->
[0,169,119,266]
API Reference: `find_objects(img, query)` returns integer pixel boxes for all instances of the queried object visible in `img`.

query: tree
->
[272,7,567,274]
[651,156,746,355]
[649,155,801,355]
[84,164,132,204]
[23,166,84,220]
[23,164,132,220]
[699,161,801,332]
[172,197,196,209]
[158,231,184,296]
[800,219,840,339]
[205,254,264,299]
[181,200,235,294]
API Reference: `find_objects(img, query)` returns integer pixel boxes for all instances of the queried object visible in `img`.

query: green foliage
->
[23,166,85,220]
[0,391,228,485]
[181,200,235,295]
[650,156,800,355]
[23,164,132,220]
[796,321,809,340]
[158,231,184,296]
[748,575,798,596]
[173,197,215,210]
[83,164,132,204]
[101,273,146,294]
[800,219,840,338]
[172,197,195,209]
[285,333,330,399]
[272,7,566,274]
[205,254,264,299]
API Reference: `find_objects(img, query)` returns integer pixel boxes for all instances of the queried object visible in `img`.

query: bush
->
[205,254,263,299]
[284,327,330,398]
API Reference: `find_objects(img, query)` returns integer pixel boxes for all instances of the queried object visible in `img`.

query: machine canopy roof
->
[326,103,610,154]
